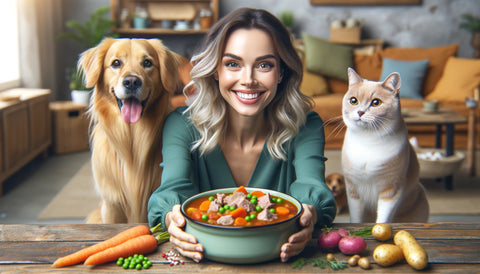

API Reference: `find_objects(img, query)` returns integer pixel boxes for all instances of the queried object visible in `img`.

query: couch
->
[171,34,480,150]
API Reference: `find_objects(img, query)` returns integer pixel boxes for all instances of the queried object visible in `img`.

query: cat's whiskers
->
[325,116,346,139]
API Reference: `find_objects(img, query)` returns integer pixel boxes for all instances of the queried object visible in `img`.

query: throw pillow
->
[381,44,459,96]
[426,57,480,103]
[302,33,354,82]
[380,58,429,99]
[300,64,330,97]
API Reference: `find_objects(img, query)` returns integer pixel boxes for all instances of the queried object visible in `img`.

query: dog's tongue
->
[121,98,143,124]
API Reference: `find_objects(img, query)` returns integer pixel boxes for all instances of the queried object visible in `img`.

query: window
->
[0,0,20,91]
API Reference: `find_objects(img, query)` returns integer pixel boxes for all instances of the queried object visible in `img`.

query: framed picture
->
[310,0,421,5]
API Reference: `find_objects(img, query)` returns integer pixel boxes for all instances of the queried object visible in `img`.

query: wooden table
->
[403,108,468,190]
[0,223,478,273]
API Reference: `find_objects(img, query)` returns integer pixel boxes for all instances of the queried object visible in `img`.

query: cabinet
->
[0,89,51,196]
[110,0,219,35]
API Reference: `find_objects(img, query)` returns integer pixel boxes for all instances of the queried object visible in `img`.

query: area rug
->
[37,161,99,220]
[38,153,480,221]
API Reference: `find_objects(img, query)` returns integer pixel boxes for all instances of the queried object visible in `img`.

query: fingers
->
[167,204,204,262]
[280,205,316,262]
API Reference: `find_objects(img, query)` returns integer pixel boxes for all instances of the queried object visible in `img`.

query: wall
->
[55,0,480,100]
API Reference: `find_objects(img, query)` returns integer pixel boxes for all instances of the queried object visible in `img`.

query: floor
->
[0,149,479,224]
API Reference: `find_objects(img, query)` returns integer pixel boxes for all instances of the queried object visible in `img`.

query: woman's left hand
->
[280,204,317,262]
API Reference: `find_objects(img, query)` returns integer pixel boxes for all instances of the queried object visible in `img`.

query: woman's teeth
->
[236,92,260,99]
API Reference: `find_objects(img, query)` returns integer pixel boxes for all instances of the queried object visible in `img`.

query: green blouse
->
[148,107,336,229]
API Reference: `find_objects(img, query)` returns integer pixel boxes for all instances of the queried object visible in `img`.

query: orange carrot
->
[250,190,265,198]
[230,207,247,218]
[234,217,247,226]
[52,225,151,267]
[234,185,248,194]
[199,200,211,212]
[84,234,158,266]
[276,206,290,216]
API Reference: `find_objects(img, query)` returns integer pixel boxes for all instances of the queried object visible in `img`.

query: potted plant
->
[459,13,480,58]
[58,6,118,104]
[279,10,295,36]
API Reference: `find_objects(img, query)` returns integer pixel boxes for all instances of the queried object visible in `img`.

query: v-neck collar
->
[213,142,268,187]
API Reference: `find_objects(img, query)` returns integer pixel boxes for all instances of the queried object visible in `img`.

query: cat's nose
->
[357,110,365,117]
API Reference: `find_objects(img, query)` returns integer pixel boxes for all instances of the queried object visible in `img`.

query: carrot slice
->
[199,200,211,212]
[230,207,247,218]
[234,186,248,194]
[250,190,265,198]
[234,217,247,226]
[276,206,290,216]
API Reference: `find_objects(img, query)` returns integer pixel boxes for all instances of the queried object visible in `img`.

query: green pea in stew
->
[184,186,299,227]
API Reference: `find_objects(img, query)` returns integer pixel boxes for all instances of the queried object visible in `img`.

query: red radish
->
[318,231,342,250]
[338,236,367,255]
[338,228,349,237]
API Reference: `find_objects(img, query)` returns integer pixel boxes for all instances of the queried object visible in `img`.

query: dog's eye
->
[112,59,122,68]
[143,59,153,68]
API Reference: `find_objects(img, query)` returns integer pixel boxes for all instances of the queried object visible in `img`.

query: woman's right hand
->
[165,204,204,262]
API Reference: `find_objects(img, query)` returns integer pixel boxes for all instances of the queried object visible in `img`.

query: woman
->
[148,7,336,263]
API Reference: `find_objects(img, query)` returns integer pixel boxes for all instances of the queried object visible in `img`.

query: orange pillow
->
[426,57,480,103]
[300,66,330,97]
[381,44,459,96]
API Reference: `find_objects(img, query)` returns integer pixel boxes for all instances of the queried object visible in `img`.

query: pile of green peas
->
[116,254,152,270]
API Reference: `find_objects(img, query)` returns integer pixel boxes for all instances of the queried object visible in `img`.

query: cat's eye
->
[349,97,358,105]
[371,98,382,107]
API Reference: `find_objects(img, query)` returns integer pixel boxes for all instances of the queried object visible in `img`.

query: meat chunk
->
[237,199,255,212]
[214,193,226,205]
[207,200,222,213]
[257,208,278,222]
[257,193,274,209]
[224,192,248,208]
[216,215,234,226]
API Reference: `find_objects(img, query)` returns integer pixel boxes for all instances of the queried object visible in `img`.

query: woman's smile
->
[234,90,265,104]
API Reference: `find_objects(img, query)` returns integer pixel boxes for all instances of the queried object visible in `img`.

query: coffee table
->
[403,108,468,190]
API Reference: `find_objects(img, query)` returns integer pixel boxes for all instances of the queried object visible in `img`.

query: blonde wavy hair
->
[185,8,313,161]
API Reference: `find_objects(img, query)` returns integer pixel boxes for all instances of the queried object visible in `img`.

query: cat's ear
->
[382,72,401,94]
[347,67,363,86]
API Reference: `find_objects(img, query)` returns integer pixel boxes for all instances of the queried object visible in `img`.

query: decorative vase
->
[71,90,91,105]
[133,17,148,29]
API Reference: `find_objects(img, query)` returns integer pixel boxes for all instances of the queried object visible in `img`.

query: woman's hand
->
[280,204,317,262]
[165,204,204,262]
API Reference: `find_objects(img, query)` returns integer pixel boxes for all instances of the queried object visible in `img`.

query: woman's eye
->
[225,61,239,68]
[371,98,382,107]
[143,59,153,68]
[112,59,122,68]
[349,97,358,105]
[257,62,273,71]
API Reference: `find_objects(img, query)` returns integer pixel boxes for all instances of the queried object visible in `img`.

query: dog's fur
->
[79,38,188,223]
[326,173,348,214]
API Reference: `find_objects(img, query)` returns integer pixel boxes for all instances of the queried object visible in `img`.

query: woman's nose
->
[241,67,256,86]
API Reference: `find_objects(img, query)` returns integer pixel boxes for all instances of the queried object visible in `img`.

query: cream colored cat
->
[341,68,429,223]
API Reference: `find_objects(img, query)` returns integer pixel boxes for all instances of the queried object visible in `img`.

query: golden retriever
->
[326,173,348,214]
[78,38,190,223]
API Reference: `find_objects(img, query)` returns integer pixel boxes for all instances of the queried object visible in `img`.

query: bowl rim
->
[181,187,303,230]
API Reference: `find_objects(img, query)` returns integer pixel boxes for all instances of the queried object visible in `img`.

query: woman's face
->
[216,28,282,117]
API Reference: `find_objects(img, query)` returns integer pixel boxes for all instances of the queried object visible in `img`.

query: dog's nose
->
[332,186,337,192]
[123,76,142,91]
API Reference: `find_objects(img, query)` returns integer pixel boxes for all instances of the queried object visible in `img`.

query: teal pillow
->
[302,33,354,82]
[380,58,429,99]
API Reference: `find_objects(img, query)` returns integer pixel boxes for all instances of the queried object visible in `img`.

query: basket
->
[416,148,465,179]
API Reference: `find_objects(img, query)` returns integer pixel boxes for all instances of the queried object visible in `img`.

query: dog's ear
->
[78,38,116,88]
[147,39,185,94]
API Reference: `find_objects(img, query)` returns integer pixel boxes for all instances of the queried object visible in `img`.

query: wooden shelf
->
[111,0,218,36]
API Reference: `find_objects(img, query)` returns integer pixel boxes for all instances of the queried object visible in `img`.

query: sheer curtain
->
[18,0,62,99]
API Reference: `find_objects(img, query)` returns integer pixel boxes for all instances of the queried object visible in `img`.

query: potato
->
[372,223,393,241]
[394,230,429,270]
[373,244,404,267]
[348,254,360,266]
[358,257,371,269]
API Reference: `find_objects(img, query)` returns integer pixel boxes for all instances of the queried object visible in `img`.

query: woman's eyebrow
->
[222,53,278,62]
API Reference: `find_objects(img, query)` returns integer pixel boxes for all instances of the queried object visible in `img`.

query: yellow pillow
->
[426,57,480,103]
[300,64,329,97]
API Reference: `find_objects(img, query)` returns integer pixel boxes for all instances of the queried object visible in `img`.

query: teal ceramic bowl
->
[181,187,303,264]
